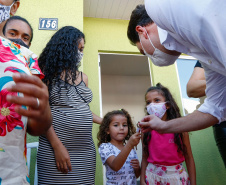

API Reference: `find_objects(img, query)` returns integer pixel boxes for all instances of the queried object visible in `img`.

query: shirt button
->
[208,60,212,64]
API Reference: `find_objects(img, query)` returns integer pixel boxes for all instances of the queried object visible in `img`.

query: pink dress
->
[0,37,43,185]
[145,130,190,185]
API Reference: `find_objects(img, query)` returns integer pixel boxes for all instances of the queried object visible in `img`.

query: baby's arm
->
[105,132,140,171]
[183,132,196,185]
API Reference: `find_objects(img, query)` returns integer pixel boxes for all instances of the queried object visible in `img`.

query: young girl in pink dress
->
[140,83,196,185]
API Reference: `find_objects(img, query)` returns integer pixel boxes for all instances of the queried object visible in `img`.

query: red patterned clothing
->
[0,36,43,185]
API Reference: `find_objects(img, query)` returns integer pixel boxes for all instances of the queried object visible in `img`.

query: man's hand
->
[139,115,166,133]
[6,73,52,136]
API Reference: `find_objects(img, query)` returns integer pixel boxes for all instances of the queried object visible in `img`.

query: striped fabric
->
[37,78,96,184]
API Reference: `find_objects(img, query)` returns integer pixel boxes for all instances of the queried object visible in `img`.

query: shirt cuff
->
[198,99,226,124]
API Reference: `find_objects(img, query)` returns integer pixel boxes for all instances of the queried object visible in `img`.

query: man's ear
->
[135,25,148,39]
[10,1,20,16]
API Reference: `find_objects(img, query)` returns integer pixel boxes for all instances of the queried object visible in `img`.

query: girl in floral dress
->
[140,83,196,185]
[98,109,141,185]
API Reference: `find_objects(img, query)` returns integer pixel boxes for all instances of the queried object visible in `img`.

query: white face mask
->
[146,102,167,119]
[0,2,14,23]
[77,50,84,66]
[139,29,179,66]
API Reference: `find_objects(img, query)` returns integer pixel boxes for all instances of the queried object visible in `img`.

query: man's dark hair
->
[127,4,153,45]
[3,16,33,44]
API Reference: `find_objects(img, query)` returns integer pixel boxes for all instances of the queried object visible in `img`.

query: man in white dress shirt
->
[127,0,226,133]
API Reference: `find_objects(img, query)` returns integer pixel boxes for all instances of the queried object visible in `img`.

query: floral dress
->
[145,163,190,185]
[0,37,43,185]
[99,143,138,185]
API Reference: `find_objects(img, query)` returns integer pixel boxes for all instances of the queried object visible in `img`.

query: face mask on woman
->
[0,2,14,23]
[146,102,167,119]
[77,50,84,66]
[139,29,179,67]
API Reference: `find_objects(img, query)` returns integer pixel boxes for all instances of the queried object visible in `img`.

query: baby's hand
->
[127,132,141,148]
[130,159,140,170]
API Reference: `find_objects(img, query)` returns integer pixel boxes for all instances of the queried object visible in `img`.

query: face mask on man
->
[139,29,179,67]
[146,102,167,119]
[9,38,29,49]
[0,2,14,23]
[77,50,84,66]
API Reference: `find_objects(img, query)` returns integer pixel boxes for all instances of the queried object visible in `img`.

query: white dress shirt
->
[145,0,226,122]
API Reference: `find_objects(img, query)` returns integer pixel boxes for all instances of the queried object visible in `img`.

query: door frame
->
[98,52,152,184]
[175,55,197,116]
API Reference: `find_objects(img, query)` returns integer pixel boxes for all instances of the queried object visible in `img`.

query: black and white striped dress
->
[37,77,96,184]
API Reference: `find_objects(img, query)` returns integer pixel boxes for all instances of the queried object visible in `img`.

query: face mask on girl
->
[0,2,14,23]
[139,29,179,67]
[146,102,167,119]
[77,50,84,66]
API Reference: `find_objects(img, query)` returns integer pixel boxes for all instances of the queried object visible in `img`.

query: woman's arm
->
[45,126,72,174]
[82,72,103,124]
[82,72,89,87]
[92,112,102,124]
[183,132,196,185]
[186,67,206,98]
[105,133,141,171]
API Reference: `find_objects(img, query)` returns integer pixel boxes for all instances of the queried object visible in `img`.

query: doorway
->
[99,53,152,184]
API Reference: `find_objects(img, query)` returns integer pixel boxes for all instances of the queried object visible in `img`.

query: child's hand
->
[127,132,141,148]
[130,159,140,170]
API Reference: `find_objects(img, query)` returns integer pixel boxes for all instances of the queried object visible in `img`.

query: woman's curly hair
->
[38,26,85,94]
[143,83,187,156]
[97,109,136,147]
